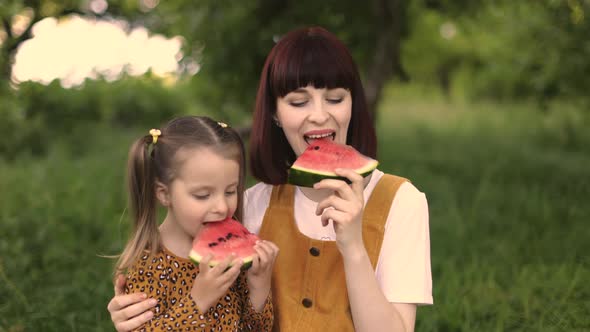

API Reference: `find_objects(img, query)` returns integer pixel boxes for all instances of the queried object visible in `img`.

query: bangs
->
[269,34,356,97]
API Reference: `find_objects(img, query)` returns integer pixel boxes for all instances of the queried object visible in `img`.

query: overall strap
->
[362,174,408,269]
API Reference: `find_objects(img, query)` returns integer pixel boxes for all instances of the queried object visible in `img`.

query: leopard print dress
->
[125,246,273,331]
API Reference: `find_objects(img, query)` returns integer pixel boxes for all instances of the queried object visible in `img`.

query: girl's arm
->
[122,253,243,332]
[247,240,279,311]
[238,273,274,331]
[314,169,426,332]
[241,240,278,331]
[121,262,206,332]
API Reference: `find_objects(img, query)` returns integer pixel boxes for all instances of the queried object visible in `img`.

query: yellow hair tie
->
[149,129,161,144]
[217,122,228,128]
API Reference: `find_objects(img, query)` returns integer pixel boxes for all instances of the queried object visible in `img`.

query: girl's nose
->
[212,197,229,215]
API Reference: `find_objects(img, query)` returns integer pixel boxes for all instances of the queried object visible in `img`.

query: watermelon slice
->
[189,217,259,270]
[288,139,379,187]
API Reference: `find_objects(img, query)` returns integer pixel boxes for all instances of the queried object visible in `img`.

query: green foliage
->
[1,75,209,160]
[407,0,590,105]
[3,0,590,113]
[0,91,47,157]
[376,87,590,330]
[0,129,133,331]
[103,0,405,113]
[462,1,590,103]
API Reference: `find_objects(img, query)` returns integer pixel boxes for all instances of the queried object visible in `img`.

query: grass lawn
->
[1,89,589,331]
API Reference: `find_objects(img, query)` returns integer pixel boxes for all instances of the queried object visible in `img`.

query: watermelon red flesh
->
[189,218,259,270]
[288,139,379,187]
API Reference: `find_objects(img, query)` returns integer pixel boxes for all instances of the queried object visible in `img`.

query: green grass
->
[1,92,589,331]
[377,86,590,331]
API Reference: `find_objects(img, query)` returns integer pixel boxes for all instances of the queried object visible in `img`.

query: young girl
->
[109,27,432,332]
[111,116,278,331]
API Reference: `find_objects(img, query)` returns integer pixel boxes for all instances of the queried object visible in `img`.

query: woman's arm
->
[108,274,157,332]
[314,169,428,331]
[341,245,415,332]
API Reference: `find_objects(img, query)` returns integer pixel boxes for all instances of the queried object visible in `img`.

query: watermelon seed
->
[208,243,218,247]
[314,146,320,150]
[217,237,226,242]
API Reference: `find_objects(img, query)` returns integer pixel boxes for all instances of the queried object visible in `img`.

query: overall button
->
[309,247,320,256]
[302,298,313,308]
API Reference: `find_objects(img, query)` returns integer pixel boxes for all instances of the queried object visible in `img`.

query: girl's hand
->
[313,168,365,254]
[247,240,279,311]
[247,240,279,291]
[191,254,243,312]
[108,274,157,332]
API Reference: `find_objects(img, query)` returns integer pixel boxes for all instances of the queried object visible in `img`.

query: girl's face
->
[275,85,352,157]
[160,147,240,238]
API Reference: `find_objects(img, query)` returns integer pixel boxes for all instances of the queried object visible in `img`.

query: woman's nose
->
[307,99,329,124]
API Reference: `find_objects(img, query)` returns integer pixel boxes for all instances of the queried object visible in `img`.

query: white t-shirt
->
[243,169,433,305]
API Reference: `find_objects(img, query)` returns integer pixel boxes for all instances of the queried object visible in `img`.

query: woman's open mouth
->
[304,131,335,145]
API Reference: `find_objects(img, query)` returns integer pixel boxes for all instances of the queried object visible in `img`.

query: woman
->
[108,26,432,332]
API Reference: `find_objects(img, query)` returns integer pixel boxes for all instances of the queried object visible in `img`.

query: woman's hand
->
[246,240,279,311]
[191,254,243,312]
[107,274,157,332]
[313,168,366,255]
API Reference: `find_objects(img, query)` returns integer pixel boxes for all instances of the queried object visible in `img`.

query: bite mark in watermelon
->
[189,217,259,270]
[288,139,379,187]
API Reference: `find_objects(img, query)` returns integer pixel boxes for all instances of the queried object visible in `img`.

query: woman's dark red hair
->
[249,26,377,185]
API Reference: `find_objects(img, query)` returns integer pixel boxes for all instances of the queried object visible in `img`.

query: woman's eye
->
[327,97,343,104]
[290,100,308,107]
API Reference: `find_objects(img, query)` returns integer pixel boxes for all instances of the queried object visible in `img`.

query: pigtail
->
[228,127,246,223]
[114,135,161,275]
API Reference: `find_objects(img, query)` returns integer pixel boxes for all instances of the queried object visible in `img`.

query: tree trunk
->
[364,0,408,124]
[1,17,15,83]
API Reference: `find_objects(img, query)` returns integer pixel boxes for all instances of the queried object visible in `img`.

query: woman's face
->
[275,85,352,157]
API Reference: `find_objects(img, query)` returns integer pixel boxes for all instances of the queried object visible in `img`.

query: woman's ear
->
[155,181,170,207]
[273,115,282,128]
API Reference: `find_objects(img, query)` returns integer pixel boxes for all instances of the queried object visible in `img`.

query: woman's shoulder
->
[370,169,424,193]
[244,182,273,205]
[243,182,273,233]
[371,170,428,211]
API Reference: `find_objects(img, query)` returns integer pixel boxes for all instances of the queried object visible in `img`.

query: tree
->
[414,0,590,106]
[0,0,86,82]
[2,0,411,123]
[126,0,411,123]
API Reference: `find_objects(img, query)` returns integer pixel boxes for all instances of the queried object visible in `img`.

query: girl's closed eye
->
[192,193,210,200]
[225,190,237,197]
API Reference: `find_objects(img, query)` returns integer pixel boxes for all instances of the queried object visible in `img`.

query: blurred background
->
[1,0,589,331]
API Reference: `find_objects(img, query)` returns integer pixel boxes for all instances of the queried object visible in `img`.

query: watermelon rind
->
[288,159,379,188]
[189,250,254,271]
